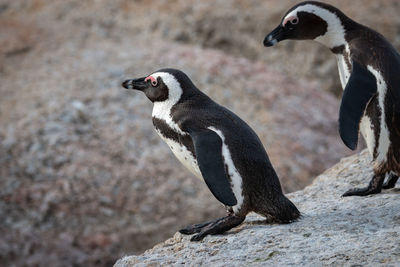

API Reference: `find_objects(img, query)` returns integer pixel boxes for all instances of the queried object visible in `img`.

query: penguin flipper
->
[339,60,377,150]
[189,129,237,206]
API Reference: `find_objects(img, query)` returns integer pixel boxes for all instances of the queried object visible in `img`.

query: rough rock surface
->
[115,150,400,267]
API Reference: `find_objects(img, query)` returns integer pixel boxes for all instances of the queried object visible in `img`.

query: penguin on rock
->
[122,68,300,241]
[264,1,400,196]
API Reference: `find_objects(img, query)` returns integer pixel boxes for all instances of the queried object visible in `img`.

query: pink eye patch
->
[283,15,299,27]
[145,76,158,86]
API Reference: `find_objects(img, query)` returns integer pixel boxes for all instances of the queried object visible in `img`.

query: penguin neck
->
[153,89,198,116]
[152,97,185,135]
[152,90,199,135]
[314,19,345,49]
[152,96,181,122]
[315,29,345,49]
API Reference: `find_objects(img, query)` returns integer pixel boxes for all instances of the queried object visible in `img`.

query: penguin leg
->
[382,173,399,189]
[342,173,385,197]
[190,215,245,242]
[179,217,226,235]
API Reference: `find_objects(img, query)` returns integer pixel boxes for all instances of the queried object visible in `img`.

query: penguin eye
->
[291,18,299,25]
[145,76,158,87]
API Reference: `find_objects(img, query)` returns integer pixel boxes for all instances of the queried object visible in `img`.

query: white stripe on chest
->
[367,66,390,163]
[208,126,244,212]
[336,47,351,88]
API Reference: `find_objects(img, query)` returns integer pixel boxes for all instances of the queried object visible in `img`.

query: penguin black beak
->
[122,77,148,90]
[263,25,286,47]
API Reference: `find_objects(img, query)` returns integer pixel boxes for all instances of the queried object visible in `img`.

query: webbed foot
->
[180,215,245,241]
[342,173,385,197]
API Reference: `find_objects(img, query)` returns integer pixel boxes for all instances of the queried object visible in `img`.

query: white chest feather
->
[152,102,185,135]
[155,129,203,179]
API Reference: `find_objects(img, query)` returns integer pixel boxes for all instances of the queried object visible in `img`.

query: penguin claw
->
[382,174,399,189]
[382,182,396,189]
[190,233,206,242]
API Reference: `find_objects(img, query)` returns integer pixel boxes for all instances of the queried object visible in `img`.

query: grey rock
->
[114,150,400,267]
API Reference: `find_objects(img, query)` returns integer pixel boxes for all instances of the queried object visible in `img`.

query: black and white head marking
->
[149,72,184,131]
[265,2,353,89]
[121,69,187,135]
[264,1,348,49]
[283,3,346,47]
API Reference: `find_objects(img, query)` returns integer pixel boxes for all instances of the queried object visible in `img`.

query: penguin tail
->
[258,194,300,224]
[274,195,301,223]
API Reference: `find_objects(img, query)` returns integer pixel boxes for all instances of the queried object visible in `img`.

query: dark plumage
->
[122,68,300,241]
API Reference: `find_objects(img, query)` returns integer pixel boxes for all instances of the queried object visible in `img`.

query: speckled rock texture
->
[115,150,400,267]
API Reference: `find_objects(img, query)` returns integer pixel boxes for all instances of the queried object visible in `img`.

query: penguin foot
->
[189,215,245,242]
[382,174,399,189]
[179,218,224,235]
[342,187,381,197]
[342,173,385,197]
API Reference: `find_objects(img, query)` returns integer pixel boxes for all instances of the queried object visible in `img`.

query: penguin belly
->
[360,115,376,156]
[155,129,203,180]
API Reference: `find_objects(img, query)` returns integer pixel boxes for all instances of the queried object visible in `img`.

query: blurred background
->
[1,0,400,266]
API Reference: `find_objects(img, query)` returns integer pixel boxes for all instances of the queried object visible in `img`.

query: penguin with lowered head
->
[122,68,300,241]
[264,1,400,196]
